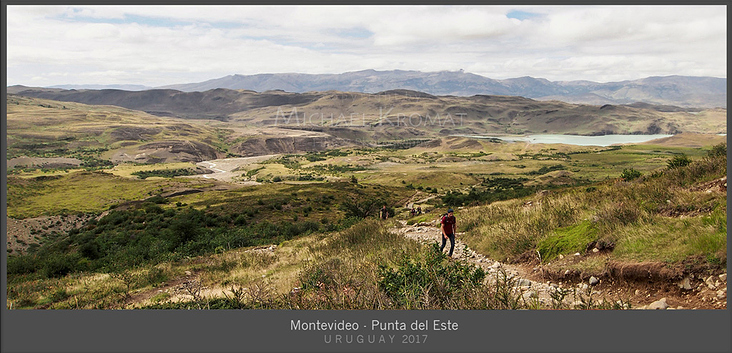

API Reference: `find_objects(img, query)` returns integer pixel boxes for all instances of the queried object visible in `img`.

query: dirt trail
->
[400,191,439,210]
[391,219,727,310]
[391,219,569,308]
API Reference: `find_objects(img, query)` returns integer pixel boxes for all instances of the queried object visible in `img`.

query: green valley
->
[5,92,727,310]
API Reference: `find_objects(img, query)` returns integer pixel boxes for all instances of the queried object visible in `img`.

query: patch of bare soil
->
[520,252,727,310]
[126,273,194,307]
[416,139,442,148]
[7,156,83,169]
[109,126,162,142]
[110,140,224,164]
[193,155,278,183]
[449,138,483,150]
[689,176,727,193]
[6,214,95,254]
[231,135,347,157]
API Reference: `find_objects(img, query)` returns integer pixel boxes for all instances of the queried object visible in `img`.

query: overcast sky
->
[6,5,727,87]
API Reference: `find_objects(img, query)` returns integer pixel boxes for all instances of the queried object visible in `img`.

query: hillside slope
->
[8,89,726,142]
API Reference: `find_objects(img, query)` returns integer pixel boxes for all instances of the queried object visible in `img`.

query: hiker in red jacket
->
[440,209,457,257]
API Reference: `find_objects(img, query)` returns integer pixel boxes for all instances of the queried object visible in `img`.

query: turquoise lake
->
[455,134,675,147]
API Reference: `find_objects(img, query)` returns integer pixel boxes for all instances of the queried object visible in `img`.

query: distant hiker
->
[410,207,416,217]
[380,205,389,220]
[440,209,457,257]
[417,206,422,215]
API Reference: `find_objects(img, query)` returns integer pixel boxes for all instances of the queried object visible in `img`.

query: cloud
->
[543,6,725,44]
[369,7,519,46]
[5,5,726,87]
[65,23,122,39]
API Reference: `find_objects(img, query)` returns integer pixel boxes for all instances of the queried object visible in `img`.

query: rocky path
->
[391,220,573,308]
[391,220,727,309]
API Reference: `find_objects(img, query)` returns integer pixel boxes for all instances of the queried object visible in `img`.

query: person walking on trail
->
[380,205,389,220]
[440,209,457,257]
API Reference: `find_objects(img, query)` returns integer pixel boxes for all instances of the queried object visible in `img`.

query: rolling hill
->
[8,88,726,144]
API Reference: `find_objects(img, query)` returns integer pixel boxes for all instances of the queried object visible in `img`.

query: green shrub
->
[234,214,248,226]
[340,196,387,219]
[528,164,565,175]
[42,253,82,278]
[49,288,70,302]
[7,255,39,275]
[707,143,726,158]
[667,154,691,169]
[131,168,196,179]
[377,245,485,309]
[620,168,642,181]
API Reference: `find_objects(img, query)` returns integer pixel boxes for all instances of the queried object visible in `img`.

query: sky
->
[5,5,727,88]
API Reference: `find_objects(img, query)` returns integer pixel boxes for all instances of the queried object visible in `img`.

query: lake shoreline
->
[450,133,675,147]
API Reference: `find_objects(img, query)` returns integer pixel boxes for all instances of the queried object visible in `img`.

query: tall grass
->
[459,144,727,265]
[281,225,536,310]
[459,192,585,261]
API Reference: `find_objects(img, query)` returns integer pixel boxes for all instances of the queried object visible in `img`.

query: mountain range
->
[156,70,726,108]
[10,70,726,109]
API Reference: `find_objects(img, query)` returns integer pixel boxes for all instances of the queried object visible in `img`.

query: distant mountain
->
[7,85,67,94]
[8,87,325,120]
[157,70,726,108]
[48,84,152,91]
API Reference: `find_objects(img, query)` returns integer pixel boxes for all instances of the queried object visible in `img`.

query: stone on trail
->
[705,276,717,290]
[589,276,599,285]
[648,298,668,310]
[719,273,727,282]
[678,276,693,290]
[523,291,538,301]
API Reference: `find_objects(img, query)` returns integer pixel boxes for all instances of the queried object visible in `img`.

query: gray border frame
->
[2,1,730,353]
